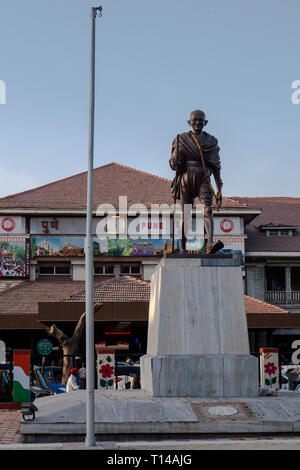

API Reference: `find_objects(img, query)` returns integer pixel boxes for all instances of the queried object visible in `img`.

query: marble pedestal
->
[140,254,258,397]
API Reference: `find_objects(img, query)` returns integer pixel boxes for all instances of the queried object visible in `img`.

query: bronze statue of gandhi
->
[169,110,224,254]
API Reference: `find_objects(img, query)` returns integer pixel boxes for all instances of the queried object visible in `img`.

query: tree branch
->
[48,324,69,347]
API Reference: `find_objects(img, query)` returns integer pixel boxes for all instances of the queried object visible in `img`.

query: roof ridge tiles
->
[109,162,171,183]
[220,197,248,207]
[0,162,171,201]
[0,163,121,201]
[231,196,300,202]
[0,170,88,201]
[0,162,251,210]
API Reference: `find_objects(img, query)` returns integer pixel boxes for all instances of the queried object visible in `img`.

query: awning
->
[38,301,149,323]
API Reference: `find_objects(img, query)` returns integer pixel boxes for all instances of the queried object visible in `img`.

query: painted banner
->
[31,237,85,257]
[96,349,115,390]
[31,236,204,257]
[259,348,279,390]
[30,216,176,236]
[0,237,30,278]
[13,349,31,402]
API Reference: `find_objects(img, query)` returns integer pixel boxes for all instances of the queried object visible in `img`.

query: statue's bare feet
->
[206,240,224,254]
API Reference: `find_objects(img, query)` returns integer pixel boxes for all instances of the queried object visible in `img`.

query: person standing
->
[125,356,134,366]
[66,368,79,392]
[78,362,86,389]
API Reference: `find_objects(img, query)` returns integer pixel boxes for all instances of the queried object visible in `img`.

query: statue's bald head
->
[188,109,208,134]
[189,110,206,121]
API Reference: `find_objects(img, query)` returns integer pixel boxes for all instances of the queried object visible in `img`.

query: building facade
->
[232,197,300,359]
[0,163,299,364]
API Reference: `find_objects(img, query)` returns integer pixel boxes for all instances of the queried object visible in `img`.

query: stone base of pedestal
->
[141,354,258,397]
[141,254,259,398]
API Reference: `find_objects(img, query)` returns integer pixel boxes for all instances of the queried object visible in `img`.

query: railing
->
[265,291,300,304]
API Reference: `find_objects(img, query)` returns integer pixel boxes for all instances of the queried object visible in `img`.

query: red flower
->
[99,364,114,379]
[264,362,277,376]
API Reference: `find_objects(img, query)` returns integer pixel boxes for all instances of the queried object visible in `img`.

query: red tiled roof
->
[231,197,300,228]
[231,197,300,252]
[243,225,300,252]
[0,280,25,294]
[66,276,150,303]
[0,162,247,210]
[0,277,288,317]
[67,276,288,316]
[0,279,85,315]
[244,295,288,314]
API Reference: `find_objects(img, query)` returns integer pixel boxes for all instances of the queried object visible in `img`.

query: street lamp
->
[85,5,102,448]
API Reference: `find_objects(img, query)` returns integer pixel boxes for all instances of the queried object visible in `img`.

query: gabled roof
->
[231,197,300,253]
[0,277,288,316]
[0,162,248,212]
[66,276,289,315]
[0,279,85,315]
[231,197,300,228]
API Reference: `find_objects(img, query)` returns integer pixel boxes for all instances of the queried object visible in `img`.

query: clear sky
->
[0,0,300,198]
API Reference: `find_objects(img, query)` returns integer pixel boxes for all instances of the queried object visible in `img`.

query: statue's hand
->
[216,189,222,209]
[169,158,177,171]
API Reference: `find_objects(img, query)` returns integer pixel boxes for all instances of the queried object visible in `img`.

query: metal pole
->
[85,5,102,448]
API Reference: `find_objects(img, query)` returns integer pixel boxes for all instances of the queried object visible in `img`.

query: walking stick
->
[172,135,180,253]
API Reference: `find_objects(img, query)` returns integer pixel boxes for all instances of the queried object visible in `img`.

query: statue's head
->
[187,110,208,134]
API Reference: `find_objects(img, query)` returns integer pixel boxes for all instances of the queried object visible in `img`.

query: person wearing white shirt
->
[66,368,79,392]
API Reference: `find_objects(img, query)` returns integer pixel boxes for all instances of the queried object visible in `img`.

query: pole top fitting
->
[92,5,103,17]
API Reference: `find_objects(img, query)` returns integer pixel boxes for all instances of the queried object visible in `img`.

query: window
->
[267,230,291,237]
[105,266,114,274]
[265,267,285,291]
[95,265,115,275]
[131,266,141,274]
[291,267,300,291]
[120,265,140,275]
[263,226,297,237]
[39,266,70,275]
[39,266,54,275]
[268,230,280,236]
[94,266,103,274]
[120,266,130,274]
[55,266,71,275]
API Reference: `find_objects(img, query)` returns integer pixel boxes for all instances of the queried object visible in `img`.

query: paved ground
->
[0,410,22,444]
[1,437,300,450]
[1,409,300,450]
